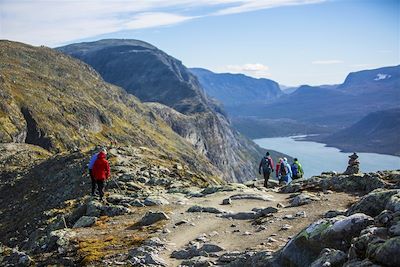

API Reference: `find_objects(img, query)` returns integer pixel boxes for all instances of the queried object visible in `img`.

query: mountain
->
[319,108,400,156]
[226,66,400,128]
[190,67,283,107]
[0,40,220,179]
[58,39,278,182]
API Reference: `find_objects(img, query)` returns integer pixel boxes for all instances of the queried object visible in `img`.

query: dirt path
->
[66,186,358,266]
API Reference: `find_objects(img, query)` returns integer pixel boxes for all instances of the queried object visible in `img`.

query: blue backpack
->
[291,163,299,177]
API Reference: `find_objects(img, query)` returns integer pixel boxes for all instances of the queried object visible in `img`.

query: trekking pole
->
[109,175,123,194]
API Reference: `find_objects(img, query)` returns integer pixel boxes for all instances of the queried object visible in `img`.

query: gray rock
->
[139,211,170,226]
[256,207,279,217]
[325,210,347,218]
[187,206,225,214]
[181,256,213,267]
[222,198,232,205]
[389,221,400,237]
[106,193,135,204]
[347,189,400,217]
[275,213,373,266]
[102,204,131,217]
[291,193,319,207]
[371,236,400,267]
[310,248,347,267]
[144,196,170,206]
[171,243,223,260]
[129,245,167,266]
[130,200,145,207]
[386,193,400,213]
[72,216,97,228]
[2,249,33,267]
[220,211,257,220]
[230,193,273,201]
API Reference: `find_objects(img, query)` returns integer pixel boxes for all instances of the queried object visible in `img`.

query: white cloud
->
[0,0,326,46]
[312,60,343,65]
[214,0,325,15]
[124,12,196,30]
[223,63,271,78]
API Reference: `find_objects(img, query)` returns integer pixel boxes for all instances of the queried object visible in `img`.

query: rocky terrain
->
[1,141,399,266]
[57,39,280,182]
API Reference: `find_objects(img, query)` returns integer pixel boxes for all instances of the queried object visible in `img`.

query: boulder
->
[347,189,400,217]
[144,196,169,206]
[181,256,213,267]
[370,236,400,267]
[187,206,225,214]
[171,243,224,260]
[310,248,347,267]
[222,198,232,205]
[139,211,170,226]
[386,193,400,213]
[290,193,319,207]
[106,193,135,204]
[2,249,33,267]
[275,213,373,266]
[72,216,97,228]
[220,212,257,220]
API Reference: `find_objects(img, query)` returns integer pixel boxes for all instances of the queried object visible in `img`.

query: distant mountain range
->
[316,108,400,156]
[191,65,400,156]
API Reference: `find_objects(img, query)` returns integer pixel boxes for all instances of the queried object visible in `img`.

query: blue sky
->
[1,0,399,85]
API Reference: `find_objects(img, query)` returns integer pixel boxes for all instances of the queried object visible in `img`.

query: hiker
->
[88,147,106,196]
[279,157,292,185]
[276,158,282,183]
[259,152,274,188]
[92,150,111,201]
[291,158,304,180]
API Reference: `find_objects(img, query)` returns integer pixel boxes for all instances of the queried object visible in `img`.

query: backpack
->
[280,163,287,176]
[291,163,299,177]
[261,157,272,172]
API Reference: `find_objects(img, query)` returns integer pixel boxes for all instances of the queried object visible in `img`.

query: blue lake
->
[254,136,400,178]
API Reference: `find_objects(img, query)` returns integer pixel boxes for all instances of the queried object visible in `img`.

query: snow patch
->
[374,73,391,81]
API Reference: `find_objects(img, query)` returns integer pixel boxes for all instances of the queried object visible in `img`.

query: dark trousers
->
[96,180,105,200]
[263,171,271,187]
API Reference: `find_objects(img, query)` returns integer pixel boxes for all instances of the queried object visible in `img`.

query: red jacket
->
[92,151,110,181]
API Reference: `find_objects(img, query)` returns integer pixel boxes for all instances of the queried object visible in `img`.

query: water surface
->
[254,136,400,178]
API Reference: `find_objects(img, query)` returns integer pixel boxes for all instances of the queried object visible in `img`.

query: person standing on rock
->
[88,147,106,196]
[259,152,274,188]
[92,150,111,201]
[291,158,304,180]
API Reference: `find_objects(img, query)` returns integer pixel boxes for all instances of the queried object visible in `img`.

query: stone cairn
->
[343,152,360,175]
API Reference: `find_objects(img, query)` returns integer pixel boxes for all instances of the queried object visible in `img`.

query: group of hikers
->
[85,147,303,200]
[259,152,304,188]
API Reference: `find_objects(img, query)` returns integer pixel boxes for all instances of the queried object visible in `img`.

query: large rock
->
[86,200,131,217]
[290,193,319,207]
[72,216,97,228]
[275,213,373,266]
[171,243,224,259]
[219,212,257,220]
[282,173,386,194]
[139,211,170,226]
[347,189,400,217]
[386,193,400,212]
[144,196,170,206]
[187,206,225,214]
[370,236,400,267]
[230,193,273,201]
[310,248,347,267]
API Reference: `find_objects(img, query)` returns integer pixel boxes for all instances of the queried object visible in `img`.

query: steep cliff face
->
[58,39,265,182]
[0,40,220,179]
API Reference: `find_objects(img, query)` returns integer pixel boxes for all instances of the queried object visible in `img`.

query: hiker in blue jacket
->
[279,157,293,185]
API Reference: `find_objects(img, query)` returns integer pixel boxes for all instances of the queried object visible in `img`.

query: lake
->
[254,136,400,178]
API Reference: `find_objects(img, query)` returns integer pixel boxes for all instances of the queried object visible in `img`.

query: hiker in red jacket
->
[92,150,110,201]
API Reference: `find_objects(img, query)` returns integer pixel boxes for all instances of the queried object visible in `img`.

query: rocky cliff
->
[58,39,268,182]
[0,40,220,179]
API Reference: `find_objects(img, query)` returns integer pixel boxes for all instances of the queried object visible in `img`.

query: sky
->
[1,0,399,86]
